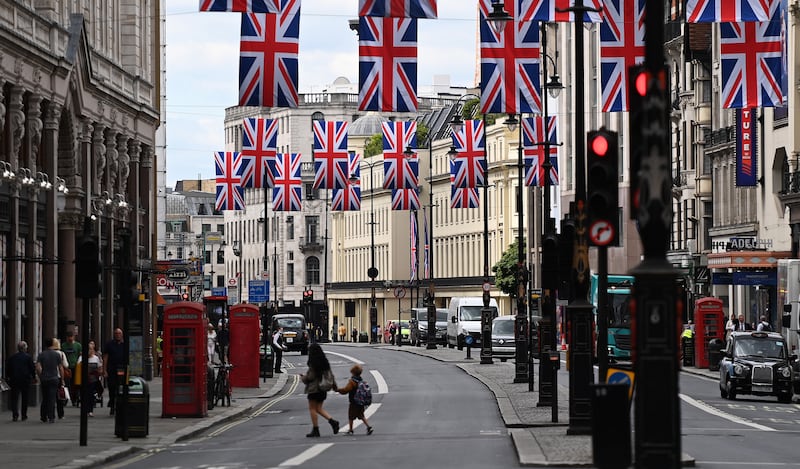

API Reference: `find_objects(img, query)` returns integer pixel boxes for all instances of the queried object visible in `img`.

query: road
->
[110,345,517,469]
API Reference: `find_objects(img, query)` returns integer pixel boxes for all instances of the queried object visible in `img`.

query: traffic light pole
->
[76,216,99,447]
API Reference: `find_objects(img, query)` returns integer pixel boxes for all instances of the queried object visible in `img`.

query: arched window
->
[306,256,321,285]
[311,111,325,129]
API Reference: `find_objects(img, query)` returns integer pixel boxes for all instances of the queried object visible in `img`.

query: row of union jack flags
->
[201,0,438,17]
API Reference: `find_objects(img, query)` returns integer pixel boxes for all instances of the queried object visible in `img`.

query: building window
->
[305,183,318,200]
[202,224,211,233]
[287,216,294,239]
[306,257,320,285]
[287,263,295,285]
[305,216,320,244]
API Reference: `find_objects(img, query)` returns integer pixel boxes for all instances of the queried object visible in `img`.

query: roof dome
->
[349,112,385,137]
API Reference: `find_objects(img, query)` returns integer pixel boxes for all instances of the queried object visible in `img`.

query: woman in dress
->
[77,341,103,417]
[299,344,339,437]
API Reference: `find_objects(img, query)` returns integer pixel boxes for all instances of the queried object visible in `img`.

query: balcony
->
[299,236,324,254]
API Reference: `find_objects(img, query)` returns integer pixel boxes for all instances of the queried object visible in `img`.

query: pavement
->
[0,342,717,469]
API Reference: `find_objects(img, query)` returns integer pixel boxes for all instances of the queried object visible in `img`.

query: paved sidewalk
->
[1,342,716,468]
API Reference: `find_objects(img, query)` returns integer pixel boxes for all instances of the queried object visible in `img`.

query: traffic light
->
[182,292,189,301]
[628,65,647,219]
[76,235,101,298]
[587,128,620,247]
[541,231,559,292]
[303,289,314,304]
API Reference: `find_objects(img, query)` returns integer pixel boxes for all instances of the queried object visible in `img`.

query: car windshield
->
[492,320,514,335]
[277,318,303,328]
[461,306,496,321]
[734,338,786,359]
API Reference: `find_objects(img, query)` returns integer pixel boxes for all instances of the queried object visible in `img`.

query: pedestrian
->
[207,323,217,364]
[383,323,391,344]
[155,332,163,377]
[756,315,773,332]
[217,321,230,364]
[338,323,346,342]
[336,364,374,435]
[272,326,288,373]
[351,327,358,343]
[61,331,81,407]
[52,338,70,419]
[389,321,397,345]
[737,313,752,331]
[36,338,65,423]
[6,340,35,421]
[103,328,125,415]
[77,341,103,417]
[299,344,339,437]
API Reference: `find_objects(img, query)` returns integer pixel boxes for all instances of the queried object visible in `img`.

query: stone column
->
[25,93,44,341]
[92,124,106,197]
[5,86,24,359]
[43,102,62,336]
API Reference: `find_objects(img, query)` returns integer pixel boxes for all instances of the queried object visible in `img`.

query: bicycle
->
[213,363,234,408]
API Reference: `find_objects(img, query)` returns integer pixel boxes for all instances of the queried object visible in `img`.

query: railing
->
[298,236,323,253]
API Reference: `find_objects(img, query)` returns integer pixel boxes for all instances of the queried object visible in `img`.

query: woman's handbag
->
[318,370,335,392]
[58,384,70,403]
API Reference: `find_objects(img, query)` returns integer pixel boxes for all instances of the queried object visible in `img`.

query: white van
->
[447,297,499,350]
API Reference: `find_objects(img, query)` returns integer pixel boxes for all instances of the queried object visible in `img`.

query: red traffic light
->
[634,70,648,97]
[182,293,189,300]
[591,134,609,157]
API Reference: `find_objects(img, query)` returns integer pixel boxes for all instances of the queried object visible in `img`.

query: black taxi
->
[718,331,799,403]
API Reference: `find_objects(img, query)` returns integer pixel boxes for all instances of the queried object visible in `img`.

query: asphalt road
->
[110,345,518,469]
[680,371,800,468]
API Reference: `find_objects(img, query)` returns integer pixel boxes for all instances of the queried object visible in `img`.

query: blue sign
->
[712,271,776,286]
[211,287,226,297]
[248,280,269,303]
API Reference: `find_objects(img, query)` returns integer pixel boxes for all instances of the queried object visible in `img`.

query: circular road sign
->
[393,286,406,299]
[367,267,379,279]
[589,220,615,246]
[156,276,168,287]
[482,281,492,292]
[228,278,238,287]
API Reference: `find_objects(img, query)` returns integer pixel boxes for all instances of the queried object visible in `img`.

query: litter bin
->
[359,332,369,343]
[114,377,149,438]
[707,338,725,371]
[260,343,274,379]
[591,383,631,469]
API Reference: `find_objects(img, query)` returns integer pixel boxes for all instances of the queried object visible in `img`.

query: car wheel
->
[726,378,736,400]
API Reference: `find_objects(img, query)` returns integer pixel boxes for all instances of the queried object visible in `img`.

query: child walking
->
[337,364,374,435]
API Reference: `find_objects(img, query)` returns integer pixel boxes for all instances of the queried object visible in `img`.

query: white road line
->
[326,350,364,364]
[680,393,777,431]
[370,369,388,394]
[272,443,334,467]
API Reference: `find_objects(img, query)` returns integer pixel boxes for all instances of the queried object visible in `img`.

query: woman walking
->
[76,341,103,417]
[299,344,340,437]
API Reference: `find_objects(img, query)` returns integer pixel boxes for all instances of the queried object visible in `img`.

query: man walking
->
[271,327,287,373]
[36,338,64,423]
[103,328,125,415]
[61,331,81,406]
[6,341,35,421]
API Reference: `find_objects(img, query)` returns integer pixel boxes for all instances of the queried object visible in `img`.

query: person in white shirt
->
[272,327,288,373]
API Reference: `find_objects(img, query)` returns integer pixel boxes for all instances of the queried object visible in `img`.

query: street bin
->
[591,383,631,469]
[682,336,695,367]
[115,377,149,438]
[707,338,725,371]
[260,343,274,379]
[359,332,369,343]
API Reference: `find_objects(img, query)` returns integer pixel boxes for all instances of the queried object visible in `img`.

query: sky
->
[164,1,480,188]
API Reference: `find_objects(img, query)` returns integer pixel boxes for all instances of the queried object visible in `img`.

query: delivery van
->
[447,297,499,350]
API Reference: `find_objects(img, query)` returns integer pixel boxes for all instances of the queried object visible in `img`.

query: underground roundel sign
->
[589,220,615,246]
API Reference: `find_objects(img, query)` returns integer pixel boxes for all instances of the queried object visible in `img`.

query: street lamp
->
[232,240,242,304]
[351,156,382,342]
[485,1,512,34]
[504,113,529,384]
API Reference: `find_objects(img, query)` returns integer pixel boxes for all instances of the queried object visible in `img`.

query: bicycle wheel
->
[214,377,226,407]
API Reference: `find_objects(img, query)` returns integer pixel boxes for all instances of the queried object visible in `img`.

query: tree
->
[492,239,526,299]
[364,133,383,157]
[416,121,430,146]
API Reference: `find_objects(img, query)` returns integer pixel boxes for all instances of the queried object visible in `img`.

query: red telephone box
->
[695,297,725,369]
[162,301,208,417]
[228,303,260,387]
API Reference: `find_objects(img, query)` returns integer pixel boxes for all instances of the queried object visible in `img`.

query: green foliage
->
[462,98,501,126]
[492,239,525,299]
[416,121,430,147]
[364,133,383,157]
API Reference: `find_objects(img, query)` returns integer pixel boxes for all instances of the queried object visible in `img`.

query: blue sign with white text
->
[249,280,269,303]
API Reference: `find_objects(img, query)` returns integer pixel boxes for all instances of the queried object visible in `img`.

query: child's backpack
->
[353,378,372,406]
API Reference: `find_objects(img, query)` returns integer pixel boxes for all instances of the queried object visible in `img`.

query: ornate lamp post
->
[352,157,383,342]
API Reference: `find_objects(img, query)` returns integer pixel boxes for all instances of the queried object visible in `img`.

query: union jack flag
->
[271,153,302,211]
[358,16,418,112]
[215,151,245,211]
[239,3,300,108]
[312,121,349,190]
[450,120,486,188]
[359,0,438,18]
[240,118,278,188]
[687,0,773,22]
[523,116,559,186]
[720,1,785,108]
[199,0,279,12]
[331,153,362,211]
[422,207,430,279]
[449,171,480,209]
[599,0,645,112]
[382,121,419,190]
[410,212,418,282]
[479,0,541,114]
[391,188,420,210]
[521,0,604,22]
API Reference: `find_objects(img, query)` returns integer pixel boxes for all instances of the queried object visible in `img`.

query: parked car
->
[719,331,799,403]
[409,307,449,346]
[491,316,516,361]
[271,313,309,355]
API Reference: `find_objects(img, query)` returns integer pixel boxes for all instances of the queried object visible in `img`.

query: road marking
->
[207,375,300,437]
[326,350,364,365]
[340,403,381,432]
[680,394,777,431]
[370,369,388,394]
[267,443,334,468]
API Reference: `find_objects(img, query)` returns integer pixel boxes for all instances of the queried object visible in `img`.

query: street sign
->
[393,286,406,299]
[226,287,238,305]
[607,367,635,400]
[261,270,269,279]
[211,287,226,297]
[249,280,269,303]
[166,268,189,281]
[228,278,238,287]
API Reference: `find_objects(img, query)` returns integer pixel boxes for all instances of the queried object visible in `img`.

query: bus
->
[590,274,634,361]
